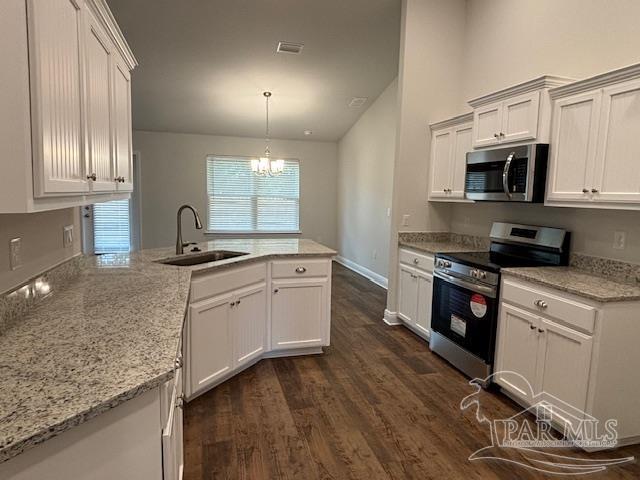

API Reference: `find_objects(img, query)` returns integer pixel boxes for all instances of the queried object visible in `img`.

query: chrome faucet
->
[176,204,203,254]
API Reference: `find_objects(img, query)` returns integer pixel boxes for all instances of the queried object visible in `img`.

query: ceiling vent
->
[348,97,368,108]
[276,41,304,55]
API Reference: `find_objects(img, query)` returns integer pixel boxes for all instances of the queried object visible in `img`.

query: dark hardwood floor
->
[184,262,640,479]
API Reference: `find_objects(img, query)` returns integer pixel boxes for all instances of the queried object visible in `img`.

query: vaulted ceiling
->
[107,0,401,141]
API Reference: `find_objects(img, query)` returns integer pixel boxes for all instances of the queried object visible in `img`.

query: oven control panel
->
[434,257,499,287]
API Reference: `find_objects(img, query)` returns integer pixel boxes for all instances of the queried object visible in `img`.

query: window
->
[93,199,131,253]
[206,156,300,233]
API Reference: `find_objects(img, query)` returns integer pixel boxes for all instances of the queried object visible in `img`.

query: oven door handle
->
[502,152,515,199]
[434,271,497,298]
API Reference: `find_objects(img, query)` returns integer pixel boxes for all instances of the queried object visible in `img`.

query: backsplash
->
[398,231,490,249]
[0,255,85,335]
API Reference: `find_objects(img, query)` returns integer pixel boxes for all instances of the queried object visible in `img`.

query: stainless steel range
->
[429,222,570,382]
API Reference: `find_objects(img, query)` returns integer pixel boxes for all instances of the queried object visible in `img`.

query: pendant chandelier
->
[251,91,285,176]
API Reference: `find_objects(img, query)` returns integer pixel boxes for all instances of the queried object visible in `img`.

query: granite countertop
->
[502,267,640,303]
[0,238,335,463]
[398,240,487,255]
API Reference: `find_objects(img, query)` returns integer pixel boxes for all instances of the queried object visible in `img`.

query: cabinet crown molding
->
[429,112,473,131]
[86,0,138,70]
[468,75,575,108]
[549,62,640,99]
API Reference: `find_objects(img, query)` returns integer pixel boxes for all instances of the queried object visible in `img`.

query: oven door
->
[465,144,539,202]
[430,271,498,363]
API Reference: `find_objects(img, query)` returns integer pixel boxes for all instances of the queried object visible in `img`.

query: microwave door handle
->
[502,152,515,199]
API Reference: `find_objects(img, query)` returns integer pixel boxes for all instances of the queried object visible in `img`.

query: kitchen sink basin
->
[158,250,249,266]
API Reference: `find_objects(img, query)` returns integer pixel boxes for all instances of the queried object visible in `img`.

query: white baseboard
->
[335,255,388,289]
[383,309,402,326]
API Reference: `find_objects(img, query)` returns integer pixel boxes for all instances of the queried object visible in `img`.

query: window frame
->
[205,154,302,235]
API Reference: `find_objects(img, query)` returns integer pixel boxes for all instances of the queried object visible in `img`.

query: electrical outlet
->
[63,225,74,248]
[10,238,21,271]
[402,214,410,227]
[613,231,626,250]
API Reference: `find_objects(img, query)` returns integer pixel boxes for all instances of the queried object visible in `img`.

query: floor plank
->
[184,262,640,479]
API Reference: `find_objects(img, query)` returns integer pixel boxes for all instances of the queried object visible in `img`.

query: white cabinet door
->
[233,283,267,367]
[537,318,593,418]
[547,91,602,202]
[415,271,433,337]
[495,304,540,401]
[112,53,133,192]
[500,91,540,144]
[84,8,115,192]
[271,278,327,350]
[473,102,502,148]
[450,124,472,198]
[188,295,233,396]
[592,78,640,204]
[28,0,89,196]
[429,129,452,199]
[397,264,418,324]
[162,368,183,480]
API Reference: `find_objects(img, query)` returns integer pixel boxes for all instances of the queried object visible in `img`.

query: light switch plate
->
[402,214,410,227]
[10,238,21,270]
[63,225,74,248]
[613,231,626,250]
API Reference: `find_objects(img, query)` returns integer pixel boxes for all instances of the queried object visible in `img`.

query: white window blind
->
[93,199,131,253]
[206,156,300,233]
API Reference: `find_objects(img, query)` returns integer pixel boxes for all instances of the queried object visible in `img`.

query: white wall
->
[133,131,338,249]
[0,209,81,294]
[450,0,640,262]
[337,78,397,282]
[385,0,468,311]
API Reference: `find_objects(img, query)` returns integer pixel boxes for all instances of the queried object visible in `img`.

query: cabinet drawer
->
[502,280,596,334]
[399,248,434,272]
[190,262,266,302]
[271,258,330,279]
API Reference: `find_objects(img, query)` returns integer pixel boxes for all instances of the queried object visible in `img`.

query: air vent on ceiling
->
[276,41,304,54]
[348,97,368,108]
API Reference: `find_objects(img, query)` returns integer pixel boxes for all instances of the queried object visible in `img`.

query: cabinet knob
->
[273,289,279,294]
[538,328,545,333]
[529,324,536,330]
[494,133,500,139]
[236,299,241,305]
[295,266,307,274]
[176,394,185,409]
[230,301,236,307]
[443,188,448,193]
[413,258,419,264]
[174,356,183,369]
[582,188,589,194]
[500,132,505,137]
[87,173,97,181]
[591,188,599,194]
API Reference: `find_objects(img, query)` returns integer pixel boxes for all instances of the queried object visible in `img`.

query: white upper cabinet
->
[547,64,640,209]
[113,52,134,192]
[428,113,473,201]
[468,76,574,149]
[0,0,137,213]
[84,6,116,192]
[28,0,88,196]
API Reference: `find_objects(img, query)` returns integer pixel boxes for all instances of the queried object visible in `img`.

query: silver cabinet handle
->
[502,152,515,200]
[582,188,589,193]
[87,173,97,181]
[295,266,307,274]
[176,394,185,409]
[534,299,548,309]
[413,258,419,265]
[591,188,599,193]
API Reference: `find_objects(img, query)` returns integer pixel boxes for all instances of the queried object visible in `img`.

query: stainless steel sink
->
[158,250,249,266]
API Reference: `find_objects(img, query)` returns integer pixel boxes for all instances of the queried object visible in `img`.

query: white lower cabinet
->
[396,248,433,339]
[496,278,640,448]
[162,367,184,480]
[188,294,235,397]
[271,278,328,350]
[185,258,332,400]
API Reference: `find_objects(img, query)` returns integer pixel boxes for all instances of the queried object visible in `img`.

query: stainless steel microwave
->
[465,144,548,202]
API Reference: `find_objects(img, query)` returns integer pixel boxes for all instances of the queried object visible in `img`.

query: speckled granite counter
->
[398,231,489,255]
[502,267,640,303]
[0,238,335,463]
